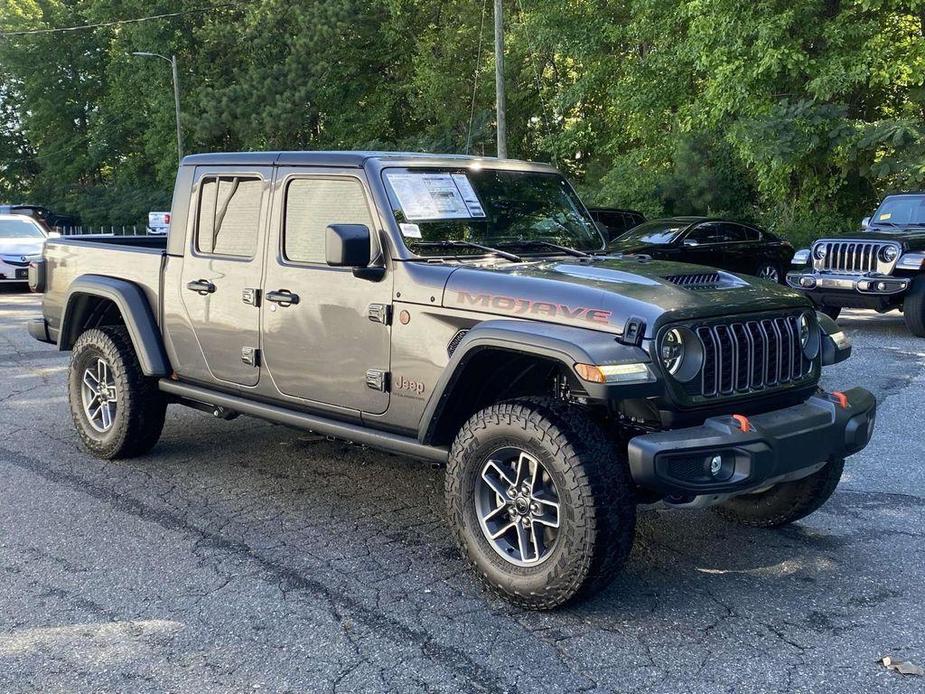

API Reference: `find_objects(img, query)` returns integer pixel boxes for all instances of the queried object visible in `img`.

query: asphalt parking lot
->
[1,286,923,693]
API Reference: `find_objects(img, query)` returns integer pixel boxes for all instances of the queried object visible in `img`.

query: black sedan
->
[607,216,795,283]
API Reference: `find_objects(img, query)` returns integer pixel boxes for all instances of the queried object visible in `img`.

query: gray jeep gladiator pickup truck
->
[28,151,876,609]
[788,192,925,335]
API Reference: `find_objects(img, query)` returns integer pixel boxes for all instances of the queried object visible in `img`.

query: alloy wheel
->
[81,357,118,432]
[475,448,561,566]
[758,264,780,282]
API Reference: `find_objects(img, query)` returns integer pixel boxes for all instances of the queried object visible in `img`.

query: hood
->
[606,237,660,254]
[443,256,809,338]
[0,237,46,260]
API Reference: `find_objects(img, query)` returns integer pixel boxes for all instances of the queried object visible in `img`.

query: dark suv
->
[788,192,925,334]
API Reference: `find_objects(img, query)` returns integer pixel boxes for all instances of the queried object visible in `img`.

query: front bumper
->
[786,270,909,309]
[627,387,876,497]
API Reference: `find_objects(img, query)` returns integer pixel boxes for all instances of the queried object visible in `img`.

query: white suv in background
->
[0,214,50,285]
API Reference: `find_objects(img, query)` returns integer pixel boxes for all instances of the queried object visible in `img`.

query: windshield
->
[382,167,604,256]
[869,195,925,230]
[611,220,686,246]
[0,218,45,239]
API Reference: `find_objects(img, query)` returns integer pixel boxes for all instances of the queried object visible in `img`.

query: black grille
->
[815,240,894,273]
[664,272,721,289]
[694,315,810,398]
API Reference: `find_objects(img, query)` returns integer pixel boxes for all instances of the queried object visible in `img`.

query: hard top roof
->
[180,150,558,172]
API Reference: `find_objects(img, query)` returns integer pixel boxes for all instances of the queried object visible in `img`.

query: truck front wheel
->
[902,275,925,337]
[445,398,636,609]
[715,459,844,528]
[68,327,167,459]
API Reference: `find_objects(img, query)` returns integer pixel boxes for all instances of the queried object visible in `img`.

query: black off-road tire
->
[818,306,841,321]
[68,327,167,459]
[715,459,844,528]
[902,275,925,337]
[445,398,636,610]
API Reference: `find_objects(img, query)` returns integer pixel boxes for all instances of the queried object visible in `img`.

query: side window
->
[722,224,749,242]
[284,178,375,264]
[196,176,262,257]
[688,223,726,244]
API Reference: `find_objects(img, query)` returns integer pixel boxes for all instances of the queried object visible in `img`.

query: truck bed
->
[41,236,167,340]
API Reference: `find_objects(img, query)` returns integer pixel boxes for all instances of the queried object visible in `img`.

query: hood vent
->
[664,272,722,289]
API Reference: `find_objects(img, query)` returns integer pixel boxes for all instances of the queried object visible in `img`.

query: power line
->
[0,2,249,37]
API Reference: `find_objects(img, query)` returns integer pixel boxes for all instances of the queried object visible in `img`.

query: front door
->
[179,166,271,387]
[260,169,391,414]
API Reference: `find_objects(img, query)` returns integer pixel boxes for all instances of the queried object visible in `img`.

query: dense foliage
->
[3,0,925,243]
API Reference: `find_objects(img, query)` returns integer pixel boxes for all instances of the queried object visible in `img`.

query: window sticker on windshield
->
[399,223,422,238]
[386,173,472,220]
[450,174,486,218]
[880,213,892,220]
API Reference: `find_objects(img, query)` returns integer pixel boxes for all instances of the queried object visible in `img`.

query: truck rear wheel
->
[68,327,167,459]
[445,398,636,610]
[715,459,844,528]
[902,275,925,337]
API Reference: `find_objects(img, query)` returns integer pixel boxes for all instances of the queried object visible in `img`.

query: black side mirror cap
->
[326,224,371,268]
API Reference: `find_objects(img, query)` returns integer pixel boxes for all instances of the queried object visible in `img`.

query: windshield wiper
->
[413,240,522,262]
[497,239,589,257]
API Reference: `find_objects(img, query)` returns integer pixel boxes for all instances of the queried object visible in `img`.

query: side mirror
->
[47,231,61,238]
[326,224,371,267]
[861,217,871,230]
[325,224,385,281]
[683,238,699,248]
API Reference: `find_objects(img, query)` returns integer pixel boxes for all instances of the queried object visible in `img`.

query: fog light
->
[800,276,816,288]
[709,455,723,477]
[877,281,887,291]
[858,280,870,290]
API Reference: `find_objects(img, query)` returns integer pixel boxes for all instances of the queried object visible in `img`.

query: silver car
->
[0,214,49,284]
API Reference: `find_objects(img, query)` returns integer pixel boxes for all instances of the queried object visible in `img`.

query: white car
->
[0,214,49,285]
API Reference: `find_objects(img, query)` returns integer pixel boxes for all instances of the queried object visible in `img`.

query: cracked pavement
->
[0,286,923,693]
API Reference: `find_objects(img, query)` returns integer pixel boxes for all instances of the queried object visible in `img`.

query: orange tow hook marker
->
[831,391,848,409]
[732,414,751,432]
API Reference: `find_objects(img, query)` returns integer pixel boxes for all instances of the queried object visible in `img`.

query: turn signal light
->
[574,362,653,384]
[831,391,848,409]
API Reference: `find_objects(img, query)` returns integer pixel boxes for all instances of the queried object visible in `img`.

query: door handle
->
[186,279,216,295]
[266,289,300,307]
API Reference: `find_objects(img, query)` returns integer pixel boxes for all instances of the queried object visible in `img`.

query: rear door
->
[719,223,760,274]
[682,222,731,268]
[179,167,271,386]
[260,168,391,414]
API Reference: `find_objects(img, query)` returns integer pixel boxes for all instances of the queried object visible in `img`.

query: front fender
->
[418,319,660,443]
[60,275,170,377]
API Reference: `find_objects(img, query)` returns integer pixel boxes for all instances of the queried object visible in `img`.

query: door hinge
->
[242,287,260,306]
[241,346,260,367]
[368,303,391,325]
[366,369,389,392]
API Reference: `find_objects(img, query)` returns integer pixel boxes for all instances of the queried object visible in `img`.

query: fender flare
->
[59,275,171,377]
[417,319,657,443]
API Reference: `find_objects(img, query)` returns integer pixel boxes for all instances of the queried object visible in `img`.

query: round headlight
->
[813,245,827,260]
[880,245,898,262]
[660,328,685,375]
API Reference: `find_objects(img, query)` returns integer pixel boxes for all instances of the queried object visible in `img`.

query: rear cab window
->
[196,176,263,258]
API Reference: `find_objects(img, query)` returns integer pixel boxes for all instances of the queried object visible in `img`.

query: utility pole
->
[131,52,183,163]
[494,0,507,159]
